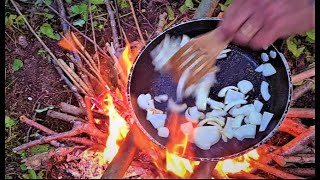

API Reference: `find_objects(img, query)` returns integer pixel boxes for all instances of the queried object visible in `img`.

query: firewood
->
[212,168,229,179]
[249,159,303,179]
[193,0,220,19]
[291,78,314,105]
[156,12,167,35]
[191,161,217,179]
[60,102,108,120]
[292,67,315,84]
[279,168,315,177]
[278,118,307,137]
[271,154,315,166]
[47,110,85,123]
[287,108,315,119]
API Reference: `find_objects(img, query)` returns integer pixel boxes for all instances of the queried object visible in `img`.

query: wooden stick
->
[291,78,314,105]
[271,154,315,166]
[274,126,315,156]
[191,161,217,179]
[47,110,85,123]
[292,67,315,84]
[156,12,167,35]
[84,96,94,125]
[278,118,307,137]
[287,108,315,119]
[20,115,56,135]
[193,0,220,19]
[127,0,146,44]
[228,171,264,179]
[104,0,120,50]
[60,102,108,119]
[279,168,315,177]
[249,159,303,179]
[212,168,229,179]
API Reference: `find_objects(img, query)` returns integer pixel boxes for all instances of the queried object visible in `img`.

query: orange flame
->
[120,41,134,79]
[215,149,260,174]
[101,94,129,163]
[164,113,199,178]
[57,33,78,52]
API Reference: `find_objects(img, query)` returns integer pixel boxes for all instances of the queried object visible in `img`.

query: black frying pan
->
[127,18,293,161]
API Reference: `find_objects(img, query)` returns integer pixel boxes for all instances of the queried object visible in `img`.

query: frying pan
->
[127,18,293,161]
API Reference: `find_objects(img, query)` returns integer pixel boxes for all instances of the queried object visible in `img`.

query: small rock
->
[27,97,33,101]
[18,35,28,49]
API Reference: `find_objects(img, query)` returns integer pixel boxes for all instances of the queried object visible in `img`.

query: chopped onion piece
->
[176,67,191,102]
[218,86,239,97]
[157,127,169,137]
[232,115,245,128]
[224,99,247,112]
[195,73,216,111]
[137,93,154,110]
[255,64,264,73]
[198,117,225,127]
[207,98,225,110]
[221,49,231,54]
[193,126,221,150]
[217,53,227,59]
[168,98,187,112]
[223,117,234,139]
[248,111,262,125]
[237,80,253,94]
[224,89,245,104]
[261,81,271,101]
[262,63,277,77]
[206,122,223,131]
[180,122,194,135]
[184,84,197,97]
[253,100,264,112]
[180,35,191,47]
[146,108,163,120]
[185,106,205,124]
[233,124,257,141]
[154,94,168,103]
[244,117,250,124]
[206,109,227,118]
[148,113,167,129]
[259,112,274,132]
[230,104,255,116]
[261,52,269,62]
[269,50,277,59]
[221,134,228,142]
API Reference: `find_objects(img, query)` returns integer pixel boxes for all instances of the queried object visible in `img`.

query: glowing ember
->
[215,149,260,174]
[102,94,129,163]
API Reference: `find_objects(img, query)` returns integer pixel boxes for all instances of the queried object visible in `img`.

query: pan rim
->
[127,18,293,161]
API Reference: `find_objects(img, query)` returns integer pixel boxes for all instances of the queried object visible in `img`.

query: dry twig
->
[292,67,315,84]
[127,0,146,44]
[287,108,315,119]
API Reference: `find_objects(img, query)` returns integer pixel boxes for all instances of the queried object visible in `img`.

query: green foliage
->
[22,169,40,179]
[5,14,25,27]
[30,144,50,155]
[219,0,233,11]
[37,49,47,55]
[5,175,13,179]
[91,0,104,5]
[5,116,16,128]
[39,23,60,40]
[306,29,315,43]
[35,106,54,113]
[35,0,52,6]
[35,13,54,20]
[179,0,194,14]
[20,164,28,171]
[118,0,129,9]
[286,37,305,58]
[185,0,194,8]
[73,19,86,27]
[166,6,175,21]
[71,3,89,20]
[12,59,24,72]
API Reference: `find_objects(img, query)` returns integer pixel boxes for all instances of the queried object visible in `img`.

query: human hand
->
[218,0,315,50]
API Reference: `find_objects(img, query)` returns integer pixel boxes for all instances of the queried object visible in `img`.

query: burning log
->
[278,118,307,137]
[101,124,139,179]
[249,159,303,179]
[274,126,315,156]
[190,161,217,179]
[291,67,315,84]
[271,154,315,166]
[212,168,229,179]
[228,171,264,179]
[287,108,315,119]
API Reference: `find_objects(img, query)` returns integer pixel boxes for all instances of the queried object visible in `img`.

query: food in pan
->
[136,34,276,150]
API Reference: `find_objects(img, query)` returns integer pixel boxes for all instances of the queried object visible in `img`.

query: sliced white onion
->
[224,89,245,104]
[195,73,216,111]
[148,113,167,129]
[261,81,271,101]
[146,108,163,120]
[184,84,197,98]
[157,127,169,137]
[180,34,191,47]
[154,94,168,103]
[217,53,227,59]
[230,104,255,117]
[180,122,194,135]
[185,106,205,124]
[237,80,253,94]
[233,124,257,141]
[261,52,269,62]
[262,63,277,77]
[137,94,154,110]
[221,49,231,54]
[259,111,274,132]
[231,115,245,128]
[168,98,187,112]
[269,50,277,59]
[176,68,191,102]
[206,109,227,118]
[255,64,264,73]
[253,100,264,112]
[193,126,221,150]
[244,116,250,124]
[224,99,247,112]
[206,122,223,131]
[223,117,234,139]
[207,98,225,110]
[198,117,225,127]
[221,134,228,142]
[248,111,262,125]
[218,86,239,97]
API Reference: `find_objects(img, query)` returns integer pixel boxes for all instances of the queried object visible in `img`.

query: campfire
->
[10,0,315,179]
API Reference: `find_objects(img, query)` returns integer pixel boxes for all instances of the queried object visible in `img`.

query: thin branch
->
[88,0,101,72]
[291,78,315,105]
[287,108,315,119]
[104,0,120,50]
[127,0,146,44]
[292,67,315,84]
[156,12,167,35]
[84,96,95,125]
[47,110,86,123]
